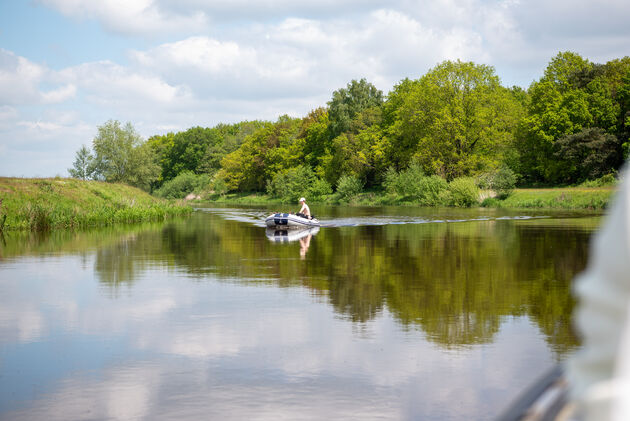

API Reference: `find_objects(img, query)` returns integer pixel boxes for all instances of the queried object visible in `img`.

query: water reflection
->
[0,207,600,420]
[265,227,319,259]
[1,210,595,352]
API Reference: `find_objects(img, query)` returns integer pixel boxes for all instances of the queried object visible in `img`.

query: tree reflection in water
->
[3,209,595,355]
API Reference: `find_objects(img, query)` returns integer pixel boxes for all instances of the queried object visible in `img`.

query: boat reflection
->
[265,227,320,259]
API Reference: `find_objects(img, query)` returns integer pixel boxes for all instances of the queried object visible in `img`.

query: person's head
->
[299,197,306,203]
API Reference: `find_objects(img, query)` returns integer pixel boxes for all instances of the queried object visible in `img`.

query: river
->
[0,205,600,420]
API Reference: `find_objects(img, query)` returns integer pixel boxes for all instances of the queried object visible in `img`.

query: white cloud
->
[0,106,19,127]
[0,49,47,105]
[41,84,77,103]
[0,50,76,105]
[58,60,192,106]
[37,0,208,36]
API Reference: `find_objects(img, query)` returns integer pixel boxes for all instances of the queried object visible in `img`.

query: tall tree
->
[219,116,302,191]
[327,78,383,138]
[91,120,160,191]
[554,128,620,183]
[68,144,94,180]
[516,52,629,184]
[394,60,522,179]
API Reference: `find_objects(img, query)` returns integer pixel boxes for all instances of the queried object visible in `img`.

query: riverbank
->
[0,177,191,232]
[481,187,614,210]
[199,186,615,210]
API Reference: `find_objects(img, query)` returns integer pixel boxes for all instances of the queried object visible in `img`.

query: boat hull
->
[265,213,320,229]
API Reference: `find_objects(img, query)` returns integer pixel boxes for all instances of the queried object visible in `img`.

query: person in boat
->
[296,197,311,219]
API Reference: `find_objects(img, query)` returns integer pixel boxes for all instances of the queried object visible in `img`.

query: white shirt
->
[299,202,310,216]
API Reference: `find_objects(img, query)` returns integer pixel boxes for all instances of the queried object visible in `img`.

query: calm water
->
[0,205,600,420]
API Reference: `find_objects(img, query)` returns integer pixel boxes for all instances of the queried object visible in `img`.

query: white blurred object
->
[567,165,630,420]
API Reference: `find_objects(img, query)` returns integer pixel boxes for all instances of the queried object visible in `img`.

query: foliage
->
[515,52,630,184]
[579,173,617,187]
[153,171,211,199]
[211,177,228,196]
[308,177,333,201]
[554,128,621,183]
[445,177,480,207]
[265,165,332,203]
[220,116,303,191]
[489,166,518,198]
[384,162,424,198]
[383,162,448,205]
[266,165,316,203]
[100,52,630,201]
[336,174,364,202]
[68,145,94,180]
[89,120,160,191]
[328,78,383,138]
[393,60,522,178]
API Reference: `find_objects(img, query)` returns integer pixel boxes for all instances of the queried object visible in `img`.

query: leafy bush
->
[212,177,228,196]
[309,178,333,201]
[480,197,501,207]
[383,166,399,195]
[383,162,425,198]
[446,177,479,207]
[154,171,211,199]
[336,174,364,201]
[266,166,317,203]
[579,173,617,187]
[417,175,448,205]
[491,166,517,198]
[384,164,447,205]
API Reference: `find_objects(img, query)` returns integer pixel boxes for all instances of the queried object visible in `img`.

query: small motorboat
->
[265,226,320,242]
[265,213,320,229]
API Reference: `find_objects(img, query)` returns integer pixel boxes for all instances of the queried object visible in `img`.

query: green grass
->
[0,177,192,232]
[481,187,615,210]
[200,185,616,211]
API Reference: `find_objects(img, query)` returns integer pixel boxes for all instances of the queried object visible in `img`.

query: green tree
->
[68,144,94,180]
[618,71,630,157]
[395,60,521,179]
[91,120,160,191]
[266,165,317,203]
[219,116,302,191]
[516,52,630,184]
[328,78,383,138]
[555,128,621,183]
[298,108,331,177]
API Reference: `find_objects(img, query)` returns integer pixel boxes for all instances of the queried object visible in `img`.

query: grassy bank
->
[481,187,615,210]
[0,177,191,232]
[200,186,615,210]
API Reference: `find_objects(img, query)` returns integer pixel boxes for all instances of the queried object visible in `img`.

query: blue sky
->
[1,0,630,177]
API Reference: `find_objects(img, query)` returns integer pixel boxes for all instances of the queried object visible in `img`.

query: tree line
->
[70,51,630,200]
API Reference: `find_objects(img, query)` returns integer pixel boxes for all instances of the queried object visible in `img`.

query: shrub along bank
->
[0,177,191,232]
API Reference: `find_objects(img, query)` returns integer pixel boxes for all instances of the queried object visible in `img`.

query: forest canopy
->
[71,52,630,195]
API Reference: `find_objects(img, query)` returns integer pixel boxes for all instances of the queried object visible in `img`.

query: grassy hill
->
[0,177,191,232]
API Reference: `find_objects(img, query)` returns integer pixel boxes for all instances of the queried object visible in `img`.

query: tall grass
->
[481,187,613,210]
[0,177,191,232]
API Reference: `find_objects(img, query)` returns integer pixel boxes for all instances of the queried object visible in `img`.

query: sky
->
[1,0,629,177]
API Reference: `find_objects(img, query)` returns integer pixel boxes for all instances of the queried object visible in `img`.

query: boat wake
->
[198,208,549,229]
[320,215,547,227]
